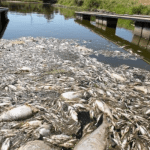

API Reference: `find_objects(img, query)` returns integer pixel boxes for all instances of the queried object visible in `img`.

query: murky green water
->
[1,2,150,70]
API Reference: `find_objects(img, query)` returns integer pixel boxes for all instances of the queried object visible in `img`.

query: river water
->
[1,2,150,70]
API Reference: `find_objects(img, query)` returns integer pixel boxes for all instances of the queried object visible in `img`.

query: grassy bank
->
[57,0,150,15]
[58,6,135,30]
[57,0,150,30]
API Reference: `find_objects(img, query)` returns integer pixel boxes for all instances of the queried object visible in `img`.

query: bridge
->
[74,19,150,65]
[75,11,150,40]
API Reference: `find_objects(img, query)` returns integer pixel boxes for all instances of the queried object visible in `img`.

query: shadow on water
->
[75,19,150,65]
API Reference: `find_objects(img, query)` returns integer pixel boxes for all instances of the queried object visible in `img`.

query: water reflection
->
[132,35,149,49]
[1,3,55,21]
[75,19,150,65]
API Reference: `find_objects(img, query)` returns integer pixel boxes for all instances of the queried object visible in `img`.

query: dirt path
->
[138,0,150,5]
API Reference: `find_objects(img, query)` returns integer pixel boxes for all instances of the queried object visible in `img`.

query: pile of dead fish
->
[93,49,140,60]
[0,36,150,150]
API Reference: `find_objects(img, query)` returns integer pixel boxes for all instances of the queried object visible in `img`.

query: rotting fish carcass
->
[73,115,109,150]
[0,105,38,121]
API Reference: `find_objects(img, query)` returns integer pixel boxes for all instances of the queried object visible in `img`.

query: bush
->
[74,0,84,6]
[131,5,146,14]
[141,6,150,15]
[83,0,101,9]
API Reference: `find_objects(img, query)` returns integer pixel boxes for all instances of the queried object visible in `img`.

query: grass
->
[57,0,150,30]
[57,0,150,15]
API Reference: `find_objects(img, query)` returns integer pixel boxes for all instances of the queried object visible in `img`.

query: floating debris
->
[1,138,10,150]
[93,49,140,60]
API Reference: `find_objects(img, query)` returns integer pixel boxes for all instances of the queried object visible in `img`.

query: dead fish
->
[73,104,86,109]
[73,115,109,150]
[1,138,10,150]
[0,105,38,122]
[105,70,125,81]
[39,128,50,137]
[121,126,130,139]
[61,91,82,101]
[145,109,150,115]
[19,67,31,72]
[22,120,42,128]
[96,89,105,95]
[68,106,78,122]
[8,85,17,91]
[36,124,51,137]
[16,85,26,91]
[134,86,147,94]
[50,134,72,141]
[95,100,113,120]
[43,134,73,146]
[0,103,11,107]
[18,140,60,150]
[59,139,78,148]
[111,73,126,81]
[89,109,95,119]
[138,125,148,135]
[121,135,128,149]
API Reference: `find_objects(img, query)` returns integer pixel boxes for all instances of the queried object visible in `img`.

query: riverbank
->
[57,0,150,15]
[0,37,150,150]
[1,1,135,30]
[3,0,150,15]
